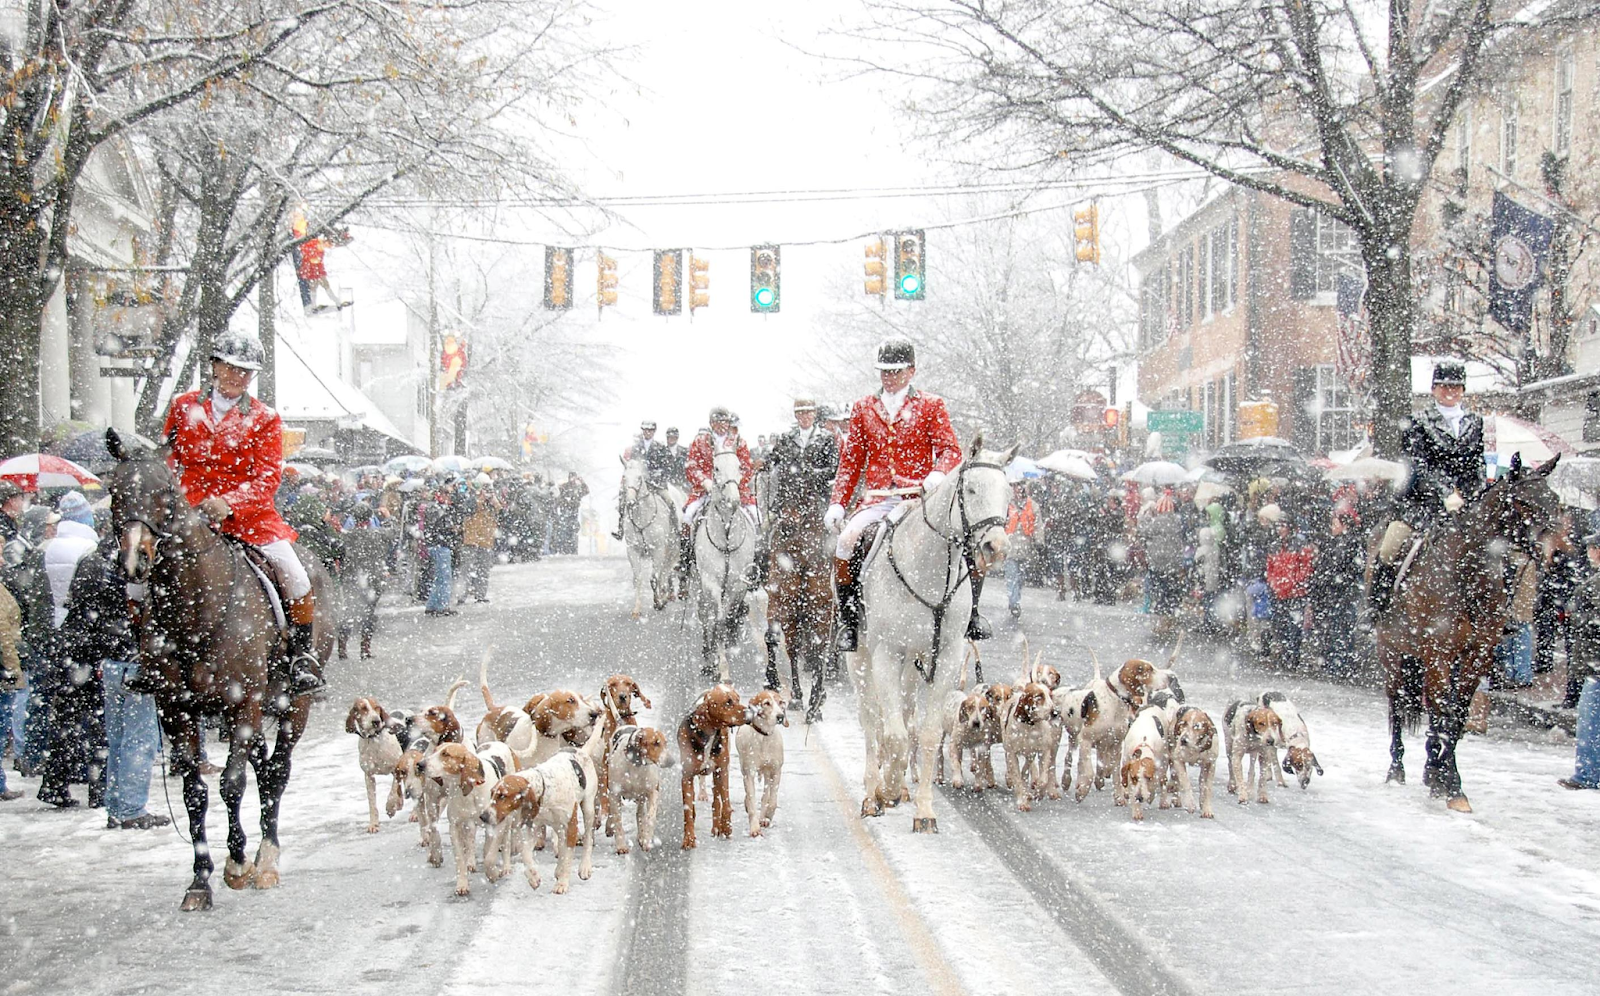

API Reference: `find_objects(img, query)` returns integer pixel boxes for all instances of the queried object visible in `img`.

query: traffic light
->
[596,251,618,313]
[894,229,925,300]
[689,254,709,315]
[750,244,780,313]
[653,249,683,316]
[864,237,887,298]
[1102,407,1121,430]
[544,246,573,310]
[440,333,467,390]
[1074,204,1100,264]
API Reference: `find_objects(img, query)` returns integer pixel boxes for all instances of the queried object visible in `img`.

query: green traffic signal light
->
[754,286,775,308]
[899,273,922,296]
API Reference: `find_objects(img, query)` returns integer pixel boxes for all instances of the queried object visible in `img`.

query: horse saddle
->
[230,540,289,634]
[1392,533,1428,596]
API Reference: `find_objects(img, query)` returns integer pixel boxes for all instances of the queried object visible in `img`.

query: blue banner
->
[1489,190,1555,333]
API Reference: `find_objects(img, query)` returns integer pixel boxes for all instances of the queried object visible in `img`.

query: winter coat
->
[0,582,20,691]
[685,432,756,506]
[338,518,396,621]
[830,388,962,510]
[163,388,297,545]
[1006,498,1037,538]
[61,548,136,667]
[767,425,839,513]
[1570,571,1600,682]
[1266,538,1316,601]
[462,500,498,549]
[1398,404,1486,519]
[1141,510,1187,574]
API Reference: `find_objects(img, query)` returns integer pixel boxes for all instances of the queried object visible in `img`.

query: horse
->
[1375,453,1565,813]
[763,490,834,722]
[105,429,333,911]
[850,435,1015,831]
[620,456,681,620]
[693,448,767,680]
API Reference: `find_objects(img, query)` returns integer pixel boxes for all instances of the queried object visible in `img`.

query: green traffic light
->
[900,273,922,295]
[754,286,775,308]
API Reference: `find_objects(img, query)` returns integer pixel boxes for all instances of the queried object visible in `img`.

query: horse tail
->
[444,676,468,711]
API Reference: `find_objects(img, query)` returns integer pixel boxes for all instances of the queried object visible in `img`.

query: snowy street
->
[5,556,1600,996]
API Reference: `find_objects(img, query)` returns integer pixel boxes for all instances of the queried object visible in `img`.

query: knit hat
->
[56,490,94,526]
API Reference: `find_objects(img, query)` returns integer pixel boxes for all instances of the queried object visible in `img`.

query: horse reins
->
[882,459,1008,684]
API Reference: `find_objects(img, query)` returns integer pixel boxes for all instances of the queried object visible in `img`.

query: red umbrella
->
[0,453,101,491]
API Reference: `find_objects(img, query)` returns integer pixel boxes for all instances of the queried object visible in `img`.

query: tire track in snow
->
[941,787,1199,996]
[609,651,696,996]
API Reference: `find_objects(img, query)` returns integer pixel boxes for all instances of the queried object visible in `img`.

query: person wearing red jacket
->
[683,406,757,524]
[153,330,324,696]
[825,338,983,651]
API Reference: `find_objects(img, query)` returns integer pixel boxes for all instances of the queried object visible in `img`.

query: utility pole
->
[258,236,276,406]
[427,241,440,457]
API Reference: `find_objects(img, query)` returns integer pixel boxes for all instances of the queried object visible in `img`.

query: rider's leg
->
[1369,519,1414,613]
[833,555,861,653]
[746,505,770,586]
[612,488,625,540]
[260,540,325,696]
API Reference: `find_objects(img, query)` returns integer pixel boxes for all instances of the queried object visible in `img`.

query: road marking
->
[810,735,968,996]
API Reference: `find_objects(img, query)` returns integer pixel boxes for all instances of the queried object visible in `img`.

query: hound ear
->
[1003,443,1020,464]
[968,432,985,458]
[1536,454,1561,477]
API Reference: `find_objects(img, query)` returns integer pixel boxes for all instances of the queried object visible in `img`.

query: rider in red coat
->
[684,407,756,511]
[825,338,987,651]
[156,330,324,696]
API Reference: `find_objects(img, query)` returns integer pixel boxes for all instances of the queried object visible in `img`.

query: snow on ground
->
[5,557,1600,995]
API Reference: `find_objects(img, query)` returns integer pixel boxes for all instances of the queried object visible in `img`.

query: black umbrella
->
[293,446,342,467]
[1204,437,1306,476]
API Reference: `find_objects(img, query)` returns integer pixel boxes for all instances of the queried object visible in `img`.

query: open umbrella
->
[284,462,322,478]
[293,446,342,467]
[1548,454,1600,509]
[1482,414,1574,465]
[1037,449,1097,480]
[1193,480,1233,507]
[430,454,469,475]
[384,454,432,476]
[0,454,101,491]
[1204,437,1304,476]
[1324,457,1409,484]
[1121,460,1189,486]
[1004,455,1043,483]
[474,456,515,472]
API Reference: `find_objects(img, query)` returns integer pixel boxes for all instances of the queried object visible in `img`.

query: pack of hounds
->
[940,637,1323,821]
[344,661,789,898]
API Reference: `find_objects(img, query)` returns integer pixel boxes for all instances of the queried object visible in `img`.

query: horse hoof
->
[254,869,280,890]
[860,798,883,818]
[180,887,213,912]
[223,862,255,890]
[912,817,938,833]
[1447,795,1473,814]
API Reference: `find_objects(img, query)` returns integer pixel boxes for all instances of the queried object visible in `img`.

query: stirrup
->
[289,655,326,696]
[966,611,993,642]
[834,626,858,653]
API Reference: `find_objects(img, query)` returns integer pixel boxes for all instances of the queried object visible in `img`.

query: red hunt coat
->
[163,388,297,546]
[685,431,756,506]
[831,388,963,510]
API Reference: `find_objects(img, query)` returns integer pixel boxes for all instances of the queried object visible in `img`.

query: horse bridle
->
[624,483,670,535]
[883,459,1008,683]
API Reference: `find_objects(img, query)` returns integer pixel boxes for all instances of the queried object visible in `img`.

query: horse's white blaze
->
[121,522,151,580]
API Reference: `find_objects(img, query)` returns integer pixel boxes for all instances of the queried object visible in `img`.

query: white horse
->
[850,435,1016,831]
[693,448,767,680]
[621,456,681,620]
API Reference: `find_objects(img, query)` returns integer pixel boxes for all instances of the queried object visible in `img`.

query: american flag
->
[1335,273,1369,393]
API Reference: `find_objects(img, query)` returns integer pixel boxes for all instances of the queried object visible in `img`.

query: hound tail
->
[478,649,498,711]
[443,676,468,712]
[1088,648,1103,683]
[1166,629,1186,667]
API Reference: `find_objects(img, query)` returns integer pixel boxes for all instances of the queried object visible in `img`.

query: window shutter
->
[1290,208,1317,299]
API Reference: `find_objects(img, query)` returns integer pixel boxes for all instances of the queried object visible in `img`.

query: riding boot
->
[285,595,326,697]
[835,557,862,653]
[965,574,993,641]
[746,532,771,587]
[611,495,625,540]
[1369,560,1399,615]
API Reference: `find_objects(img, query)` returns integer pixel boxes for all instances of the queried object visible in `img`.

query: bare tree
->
[846,0,1594,454]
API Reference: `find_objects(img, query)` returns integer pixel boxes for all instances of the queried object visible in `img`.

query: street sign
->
[1147,410,1204,434]
[1147,409,1204,458]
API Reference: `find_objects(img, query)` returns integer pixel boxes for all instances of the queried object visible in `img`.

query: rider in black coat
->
[766,399,839,514]
[1372,360,1485,611]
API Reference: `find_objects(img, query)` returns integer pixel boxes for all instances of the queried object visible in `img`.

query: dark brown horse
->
[105,430,332,910]
[1375,453,1564,812]
[763,497,834,722]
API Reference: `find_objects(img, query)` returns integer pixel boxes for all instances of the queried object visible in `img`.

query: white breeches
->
[835,498,904,559]
[260,539,311,600]
[684,496,758,530]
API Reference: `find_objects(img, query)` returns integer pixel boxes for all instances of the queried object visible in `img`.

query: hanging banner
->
[1335,272,1369,394]
[1489,191,1555,333]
